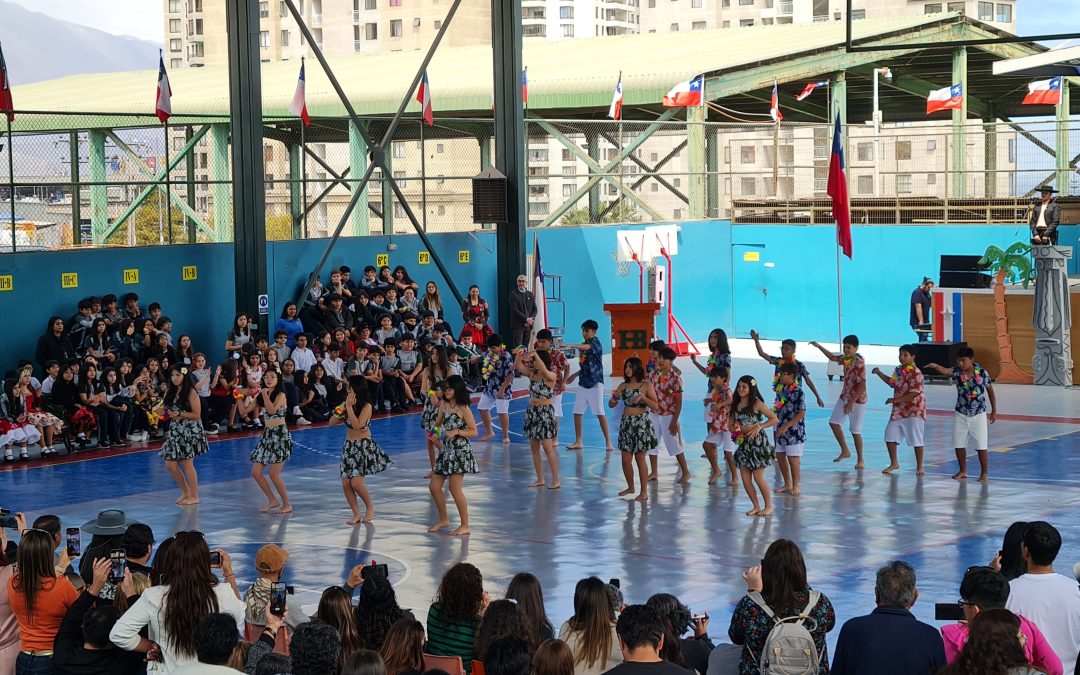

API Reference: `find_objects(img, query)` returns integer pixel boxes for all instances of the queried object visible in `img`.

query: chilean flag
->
[155,51,172,124]
[1022,76,1063,106]
[608,72,623,120]
[926,83,963,115]
[662,75,703,107]
[770,82,783,122]
[531,234,548,344]
[827,112,852,259]
[416,70,433,126]
[288,59,311,126]
[795,80,828,101]
[522,67,528,104]
[0,42,13,122]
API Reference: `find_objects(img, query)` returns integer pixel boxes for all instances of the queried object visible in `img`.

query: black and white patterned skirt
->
[251,424,292,464]
[523,404,557,440]
[618,413,658,454]
[433,437,478,476]
[159,418,209,461]
[340,437,392,478]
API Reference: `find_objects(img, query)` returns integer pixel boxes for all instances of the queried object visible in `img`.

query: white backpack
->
[748,590,821,675]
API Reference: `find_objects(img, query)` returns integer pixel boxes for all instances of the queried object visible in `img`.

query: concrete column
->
[69,132,82,245]
[1056,79,1071,196]
[381,150,393,234]
[209,123,232,242]
[185,126,196,243]
[688,105,707,218]
[951,47,968,199]
[348,122,369,236]
[88,130,107,245]
[587,131,600,222]
[289,142,302,239]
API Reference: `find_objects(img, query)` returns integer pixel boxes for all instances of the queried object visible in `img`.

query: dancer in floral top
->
[477,334,515,444]
[566,319,615,452]
[873,344,926,476]
[728,375,779,517]
[689,328,732,390]
[749,329,824,408]
[703,367,737,486]
[924,347,997,481]
[428,375,478,536]
[810,336,867,468]
[646,346,691,483]
[772,363,807,496]
[533,329,570,435]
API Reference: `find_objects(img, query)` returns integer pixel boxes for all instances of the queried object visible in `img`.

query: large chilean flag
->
[827,112,852,259]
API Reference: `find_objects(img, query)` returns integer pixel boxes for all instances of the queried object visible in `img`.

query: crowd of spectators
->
[1,264,501,462]
[1,512,1078,675]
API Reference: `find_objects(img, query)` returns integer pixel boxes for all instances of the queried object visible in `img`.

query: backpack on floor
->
[748,589,821,675]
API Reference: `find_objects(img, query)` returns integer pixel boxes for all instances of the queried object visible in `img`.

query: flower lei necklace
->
[773,382,798,411]
[656,368,677,396]
[841,352,862,367]
[957,365,986,400]
[482,348,503,379]
[890,363,916,384]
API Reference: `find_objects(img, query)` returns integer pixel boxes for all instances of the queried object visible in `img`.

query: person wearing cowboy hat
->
[1029,186,1060,245]
[77,510,141,584]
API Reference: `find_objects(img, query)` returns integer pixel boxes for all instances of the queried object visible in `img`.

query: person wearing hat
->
[78,510,140,584]
[909,277,935,342]
[242,544,306,644]
[1029,186,1060,245]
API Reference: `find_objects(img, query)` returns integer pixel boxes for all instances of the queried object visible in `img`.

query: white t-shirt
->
[1006,572,1080,673]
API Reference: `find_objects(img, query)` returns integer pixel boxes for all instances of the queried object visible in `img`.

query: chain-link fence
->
[3,111,1078,251]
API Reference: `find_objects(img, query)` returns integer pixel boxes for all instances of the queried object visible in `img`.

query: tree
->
[266,214,294,241]
[559,202,643,226]
[107,196,187,247]
[978,242,1033,384]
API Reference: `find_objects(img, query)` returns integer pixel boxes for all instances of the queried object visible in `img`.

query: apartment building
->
[522,0,640,39]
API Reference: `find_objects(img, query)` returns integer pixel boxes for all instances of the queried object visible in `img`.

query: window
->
[437,205,446,216]
[947,1,964,10]
[365,22,377,39]
[169,18,181,32]
[434,19,442,29]
[1008,138,1016,163]
[188,42,204,57]
[365,0,376,8]
[264,145,274,161]
[523,25,546,36]
[739,0,753,5]
[857,175,873,194]
[529,149,548,162]
[436,143,445,153]
[977,1,992,19]
[562,165,575,176]
[281,1,288,17]
[673,209,682,219]
[562,184,574,197]
[393,144,406,158]
[762,17,774,24]
[194,18,203,34]
[281,30,289,45]
[722,20,730,27]
[897,174,912,194]
[692,21,706,30]
[562,24,575,37]
[850,9,865,19]
[927,139,937,151]
[393,203,405,218]
[528,202,549,215]
[170,38,183,52]
[996,3,1012,22]
[856,142,873,162]
[169,0,181,11]
[559,5,573,19]
[650,182,658,192]
[924,3,942,13]
[673,178,681,187]
[171,58,183,69]
[648,0,655,6]
[530,185,548,196]
[390,20,402,37]
[691,0,703,6]
[265,174,275,189]
[391,0,401,5]
[740,146,755,164]
[896,141,912,160]
[722,0,730,5]
[562,149,573,161]
[927,173,937,185]
[650,152,658,162]
[739,19,754,26]
[740,177,755,195]
[259,1,269,17]
[259,31,269,48]
[670,23,679,31]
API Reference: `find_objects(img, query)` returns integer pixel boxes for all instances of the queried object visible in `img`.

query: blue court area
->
[3,353,1080,652]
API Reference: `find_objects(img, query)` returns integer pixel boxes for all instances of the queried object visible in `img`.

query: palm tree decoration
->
[979,242,1034,384]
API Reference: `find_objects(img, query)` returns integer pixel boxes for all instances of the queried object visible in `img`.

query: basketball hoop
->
[612,250,635,277]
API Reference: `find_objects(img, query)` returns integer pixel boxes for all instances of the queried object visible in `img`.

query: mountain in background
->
[0,0,161,85]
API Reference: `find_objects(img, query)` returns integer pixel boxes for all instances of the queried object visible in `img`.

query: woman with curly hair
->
[474,599,532,662]
[425,563,485,672]
[355,572,410,652]
[939,609,1043,675]
[646,593,713,674]
[317,586,366,661]
[379,618,425,675]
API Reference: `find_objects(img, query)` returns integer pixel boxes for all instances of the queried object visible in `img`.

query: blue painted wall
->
[1,222,1073,373]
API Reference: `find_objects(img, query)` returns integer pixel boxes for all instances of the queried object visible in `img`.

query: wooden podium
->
[603,302,661,376]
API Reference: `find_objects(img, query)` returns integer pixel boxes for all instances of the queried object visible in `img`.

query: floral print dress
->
[340,411,392,478]
[522,379,557,440]
[732,408,775,470]
[618,387,657,454]
[251,406,292,464]
[159,404,209,461]
[433,409,478,476]
[421,374,446,431]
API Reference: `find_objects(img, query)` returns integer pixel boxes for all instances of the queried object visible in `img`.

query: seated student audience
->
[646,594,712,675]
[343,649,389,675]
[606,604,695,675]
[174,612,242,674]
[379,618,426,675]
[560,577,623,675]
[474,599,534,663]
[317,586,366,662]
[243,544,307,642]
[939,609,1045,675]
[355,566,414,651]
[426,563,486,672]
[533,639,574,675]
[484,637,532,675]
[506,572,555,644]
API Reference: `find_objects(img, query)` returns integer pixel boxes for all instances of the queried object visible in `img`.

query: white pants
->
[648,413,684,457]
[705,431,735,453]
[478,393,510,415]
[552,393,563,418]
[573,384,605,417]
[885,417,925,447]
[777,442,804,457]
[953,412,989,450]
[829,400,866,434]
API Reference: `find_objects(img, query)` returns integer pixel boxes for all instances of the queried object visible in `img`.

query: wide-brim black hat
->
[1037,186,1059,193]
[80,509,141,535]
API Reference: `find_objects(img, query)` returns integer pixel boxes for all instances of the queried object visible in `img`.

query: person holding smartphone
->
[242,545,306,647]
[8,527,79,675]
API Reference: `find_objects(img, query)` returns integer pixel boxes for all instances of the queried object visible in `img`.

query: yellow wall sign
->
[742,251,761,262]
[182,265,198,281]
[0,275,11,292]
[376,253,389,267]
[61,272,79,288]
[418,251,430,265]
[123,269,140,285]
[458,250,470,264]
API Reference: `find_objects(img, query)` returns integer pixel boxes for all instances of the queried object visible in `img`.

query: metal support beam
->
[209,124,231,242]
[830,71,847,127]
[586,131,601,221]
[185,126,196,243]
[88,130,107,244]
[848,64,991,119]
[69,132,82,246]
[687,105,707,218]
[348,121,370,236]
[381,151,393,234]
[289,141,302,239]
[951,47,968,198]
[597,140,689,222]
[1057,79,1071,195]
[983,105,998,199]
[226,0,268,321]
[705,126,719,218]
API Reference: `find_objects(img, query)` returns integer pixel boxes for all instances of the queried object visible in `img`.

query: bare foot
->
[760,507,774,516]
[708,472,720,485]
[618,487,635,496]
[882,464,900,475]
[566,443,583,450]
[854,462,865,469]
[175,496,187,504]
[977,474,989,482]
[634,493,648,502]
[647,473,658,482]
[745,508,761,516]
[502,437,511,445]
[362,509,375,523]
[449,525,471,536]
[775,486,790,494]
[548,483,560,490]
[791,488,801,496]
[833,451,852,463]
[278,505,293,514]
[728,478,740,487]
[346,513,363,525]
[179,497,200,505]
[260,501,281,513]
[480,435,495,442]
[916,468,925,477]
[424,471,433,479]
[427,520,451,532]
[528,479,546,488]
[677,472,692,484]
[952,472,968,480]
[605,446,617,453]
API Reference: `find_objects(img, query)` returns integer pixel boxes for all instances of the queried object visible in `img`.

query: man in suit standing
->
[1029,186,1060,245]
[509,274,537,349]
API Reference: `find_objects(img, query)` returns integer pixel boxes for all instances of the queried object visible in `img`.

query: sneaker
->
[204,426,219,435]
[292,406,303,417]
[296,417,312,426]
[208,422,220,433]
[231,424,243,432]
[98,442,111,449]
[254,419,263,428]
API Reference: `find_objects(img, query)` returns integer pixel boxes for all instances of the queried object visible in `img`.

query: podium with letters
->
[603,303,661,377]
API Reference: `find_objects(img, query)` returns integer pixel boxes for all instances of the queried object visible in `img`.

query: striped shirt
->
[425,602,480,672]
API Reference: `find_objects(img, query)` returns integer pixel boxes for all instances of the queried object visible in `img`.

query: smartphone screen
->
[269,582,287,616]
[109,549,127,581]
[0,510,16,529]
[66,528,81,557]
[934,603,965,622]
[209,550,222,567]
[361,563,389,580]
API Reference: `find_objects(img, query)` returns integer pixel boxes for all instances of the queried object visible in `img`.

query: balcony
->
[605,8,635,22]
[523,24,547,37]
[523,8,546,20]
[777,0,792,14]
[312,12,322,25]
[352,10,359,22]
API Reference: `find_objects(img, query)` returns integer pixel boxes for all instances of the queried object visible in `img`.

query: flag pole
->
[773,79,780,197]
[300,112,307,238]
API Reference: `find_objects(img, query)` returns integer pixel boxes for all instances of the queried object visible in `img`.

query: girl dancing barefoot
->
[339,376,392,525]
[160,365,208,505]
[729,376,778,517]
[244,369,293,513]
[611,357,658,501]
[428,375,478,536]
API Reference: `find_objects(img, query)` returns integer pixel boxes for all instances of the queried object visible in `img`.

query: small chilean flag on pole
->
[1022,76,1063,106]
[0,42,14,122]
[416,70,433,126]
[607,72,623,120]
[827,111,852,259]
[288,58,311,126]
[662,75,703,107]
[770,82,783,122]
[795,80,829,101]
[926,83,963,115]
[522,67,528,104]
[155,50,172,124]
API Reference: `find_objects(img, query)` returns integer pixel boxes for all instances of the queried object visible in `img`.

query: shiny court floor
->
[3,346,1080,650]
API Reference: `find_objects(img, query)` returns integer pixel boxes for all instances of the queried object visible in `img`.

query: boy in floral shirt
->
[533,329,570,434]
[478,333,515,444]
[566,319,615,452]
[873,344,926,476]
[924,347,997,481]
[703,366,737,486]
[749,329,825,408]
[646,346,691,483]
[773,363,808,496]
[810,335,867,468]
